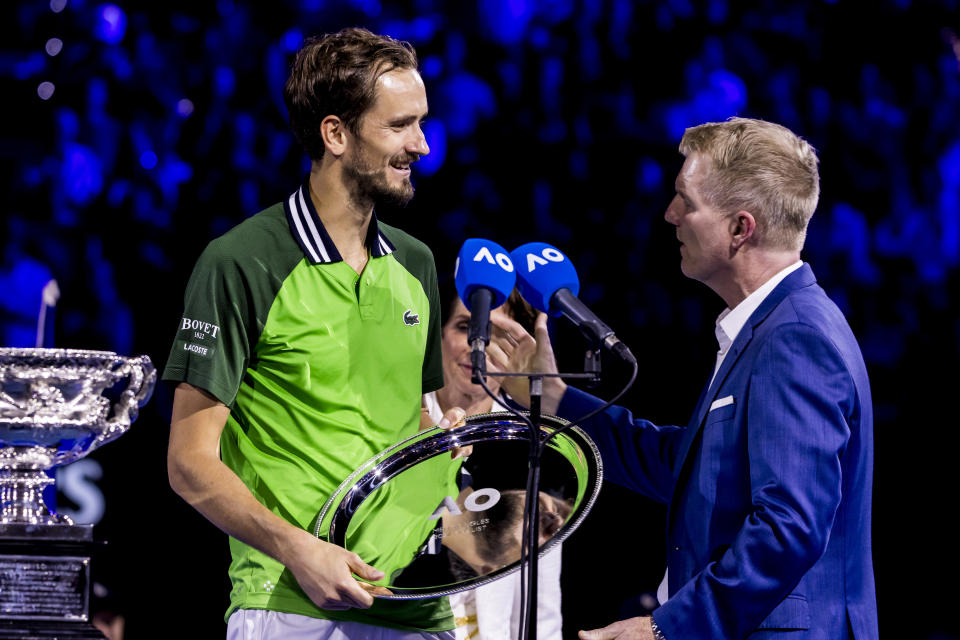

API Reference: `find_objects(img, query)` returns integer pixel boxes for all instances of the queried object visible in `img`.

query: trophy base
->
[0,524,104,640]
[0,621,105,640]
[0,468,74,526]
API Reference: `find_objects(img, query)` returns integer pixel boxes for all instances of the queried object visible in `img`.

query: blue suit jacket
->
[559,265,877,639]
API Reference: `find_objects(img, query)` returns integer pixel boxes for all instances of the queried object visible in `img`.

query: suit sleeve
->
[558,386,685,504]
[653,323,854,639]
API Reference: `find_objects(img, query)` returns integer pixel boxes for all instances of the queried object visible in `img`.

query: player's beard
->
[344,148,416,209]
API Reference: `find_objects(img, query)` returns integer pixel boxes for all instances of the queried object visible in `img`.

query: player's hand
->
[579,617,656,640]
[285,533,386,611]
[488,311,566,414]
[420,404,471,459]
[438,406,471,459]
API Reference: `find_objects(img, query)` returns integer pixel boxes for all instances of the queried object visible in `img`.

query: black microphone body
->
[551,288,613,344]
[468,287,495,382]
[550,288,637,364]
[467,288,494,347]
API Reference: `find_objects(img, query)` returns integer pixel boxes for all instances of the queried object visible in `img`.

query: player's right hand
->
[286,534,386,610]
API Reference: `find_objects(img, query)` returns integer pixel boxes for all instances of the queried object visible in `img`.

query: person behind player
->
[421,282,565,640]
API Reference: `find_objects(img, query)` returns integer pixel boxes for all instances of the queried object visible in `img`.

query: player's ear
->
[320,115,347,157]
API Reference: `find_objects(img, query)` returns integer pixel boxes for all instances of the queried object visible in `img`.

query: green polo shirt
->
[162,180,451,631]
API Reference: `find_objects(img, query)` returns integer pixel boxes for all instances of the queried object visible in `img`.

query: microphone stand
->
[477,367,600,640]
[521,374,542,640]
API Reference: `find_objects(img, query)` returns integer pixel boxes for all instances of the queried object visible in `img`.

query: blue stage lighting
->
[176,99,194,117]
[95,5,127,45]
[938,142,960,264]
[708,69,747,110]
[62,144,104,205]
[352,0,381,17]
[382,17,440,44]
[421,56,442,79]
[443,74,495,138]
[0,258,54,320]
[282,28,303,53]
[215,67,236,97]
[140,151,158,170]
[45,38,63,56]
[37,82,56,100]
[15,53,45,80]
[637,158,663,192]
[415,121,446,176]
[480,0,532,45]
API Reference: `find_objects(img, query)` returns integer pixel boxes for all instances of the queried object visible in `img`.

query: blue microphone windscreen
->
[509,242,580,316]
[455,239,516,311]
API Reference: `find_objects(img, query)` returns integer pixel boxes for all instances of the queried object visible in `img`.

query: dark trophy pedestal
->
[0,524,103,639]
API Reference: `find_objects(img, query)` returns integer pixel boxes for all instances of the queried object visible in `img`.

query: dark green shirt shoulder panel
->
[379,222,444,394]
[161,203,304,406]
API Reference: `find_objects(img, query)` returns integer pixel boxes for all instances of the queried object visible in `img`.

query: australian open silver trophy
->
[0,348,155,638]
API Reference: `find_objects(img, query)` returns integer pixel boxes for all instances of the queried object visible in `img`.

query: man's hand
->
[284,529,388,610]
[420,404,471,459]
[579,617,656,640]
[168,383,390,611]
[488,311,566,414]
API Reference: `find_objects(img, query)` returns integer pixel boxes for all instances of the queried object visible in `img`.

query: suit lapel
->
[672,325,754,475]
[671,264,818,478]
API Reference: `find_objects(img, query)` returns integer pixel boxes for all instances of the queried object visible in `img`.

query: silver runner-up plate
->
[314,411,602,599]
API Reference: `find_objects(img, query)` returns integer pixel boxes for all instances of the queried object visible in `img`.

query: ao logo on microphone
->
[471,246,514,272]
[521,246,565,272]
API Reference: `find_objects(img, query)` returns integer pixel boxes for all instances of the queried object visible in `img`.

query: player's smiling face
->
[344,67,430,208]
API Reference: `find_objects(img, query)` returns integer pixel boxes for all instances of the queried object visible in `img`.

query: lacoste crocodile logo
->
[403,309,420,326]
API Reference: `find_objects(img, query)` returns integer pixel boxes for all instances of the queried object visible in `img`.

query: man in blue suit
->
[493,118,877,639]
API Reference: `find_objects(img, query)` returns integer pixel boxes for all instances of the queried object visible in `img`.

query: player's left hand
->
[419,406,472,459]
[579,617,656,640]
[438,406,471,459]
[358,582,394,597]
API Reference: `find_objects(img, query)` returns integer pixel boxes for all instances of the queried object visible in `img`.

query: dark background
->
[2,0,959,637]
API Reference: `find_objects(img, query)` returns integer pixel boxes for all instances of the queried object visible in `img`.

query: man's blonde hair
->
[679,117,820,251]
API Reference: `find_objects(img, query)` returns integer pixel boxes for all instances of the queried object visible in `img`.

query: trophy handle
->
[91,355,157,451]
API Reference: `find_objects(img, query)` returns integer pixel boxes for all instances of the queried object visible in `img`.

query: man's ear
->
[320,115,347,157]
[730,210,757,248]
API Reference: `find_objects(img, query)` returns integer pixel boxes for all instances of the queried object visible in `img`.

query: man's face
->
[664,153,734,286]
[344,67,430,208]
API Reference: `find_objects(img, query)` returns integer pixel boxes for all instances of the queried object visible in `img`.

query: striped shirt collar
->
[283,178,396,265]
